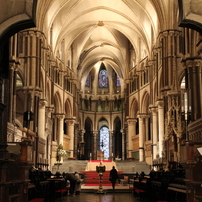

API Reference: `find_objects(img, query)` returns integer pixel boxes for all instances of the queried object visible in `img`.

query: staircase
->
[81,171,111,185]
[52,160,88,173]
[51,160,151,175]
[81,170,123,185]
[115,160,151,174]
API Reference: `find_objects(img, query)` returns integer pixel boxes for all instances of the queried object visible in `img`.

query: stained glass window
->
[116,75,121,87]
[85,74,90,87]
[100,126,109,159]
[99,69,108,88]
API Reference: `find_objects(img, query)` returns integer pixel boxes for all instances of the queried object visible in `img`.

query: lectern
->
[96,162,106,194]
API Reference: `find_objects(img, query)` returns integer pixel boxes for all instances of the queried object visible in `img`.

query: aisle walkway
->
[57,192,141,202]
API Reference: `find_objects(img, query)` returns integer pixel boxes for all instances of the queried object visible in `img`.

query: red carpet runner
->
[81,170,122,186]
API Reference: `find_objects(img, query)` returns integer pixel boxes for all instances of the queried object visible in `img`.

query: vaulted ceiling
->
[2,0,202,90]
[36,0,163,84]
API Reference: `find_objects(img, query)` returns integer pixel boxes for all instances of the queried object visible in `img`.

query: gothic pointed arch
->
[113,116,122,159]
[83,117,93,160]
[130,98,139,118]
[98,117,109,159]
[141,91,150,113]
[64,99,72,118]
[53,91,62,113]
[98,63,108,88]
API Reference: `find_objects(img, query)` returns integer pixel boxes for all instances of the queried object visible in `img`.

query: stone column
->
[12,67,17,123]
[150,107,158,160]
[138,114,145,162]
[109,131,113,160]
[9,63,14,123]
[38,99,46,139]
[184,59,202,121]
[93,131,98,160]
[57,115,64,145]
[80,130,85,157]
[65,118,76,157]
[157,100,164,158]
[120,129,125,160]
[74,123,79,159]
[127,118,136,158]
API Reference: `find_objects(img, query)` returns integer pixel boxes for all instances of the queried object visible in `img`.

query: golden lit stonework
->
[98,21,104,26]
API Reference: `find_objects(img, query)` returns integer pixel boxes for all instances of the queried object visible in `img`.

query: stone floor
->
[55,184,144,202]
[57,192,141,202]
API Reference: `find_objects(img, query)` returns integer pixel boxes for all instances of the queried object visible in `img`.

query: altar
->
[85,160,116,171]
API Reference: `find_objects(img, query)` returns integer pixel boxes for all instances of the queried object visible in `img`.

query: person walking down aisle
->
[109,166,119,190]
[74,171,81,195]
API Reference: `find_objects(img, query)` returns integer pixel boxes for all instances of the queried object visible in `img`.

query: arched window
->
[100,126,109,159]
[85,74,90,87]
[99,69,108,88]
[116,75,121,87]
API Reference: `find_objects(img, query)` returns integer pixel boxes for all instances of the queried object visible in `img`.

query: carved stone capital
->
[156,99,164,108]
[126,118,137,125]
[65,117,76,125]
[53,113,65,120]
[39,99,47,108]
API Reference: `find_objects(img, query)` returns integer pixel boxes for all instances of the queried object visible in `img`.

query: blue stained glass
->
[100,126,109,159]
[116,75,121,87]
[99,69,108,88]
[85,74,90,87]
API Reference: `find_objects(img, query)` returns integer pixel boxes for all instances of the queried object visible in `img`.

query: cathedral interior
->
[0,0,202,201]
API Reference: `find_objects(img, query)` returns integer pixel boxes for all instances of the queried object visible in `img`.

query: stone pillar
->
[120,129,125,160]
[65,118,76,157]
[57,115,64,145]
[80,130,85,157]
[9,63,14,123]
[138,115,145,162]
[157,100,164,158]
[38,99,46,139]
[109,131,113,160]
[150,107,158,160]
[93,131,98,160]
[53,117,57,141]
[184,59,202,121]
[127,118,136,158]
[74,123,79,159]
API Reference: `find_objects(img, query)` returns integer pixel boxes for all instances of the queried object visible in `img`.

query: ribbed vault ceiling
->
[36,0,163,82]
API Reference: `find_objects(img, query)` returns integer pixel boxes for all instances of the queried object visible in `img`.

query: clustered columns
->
[137,114,146,162]
[149,107,158,160]
[55,114,65,146]
[65,118,76,157]
[157,100,165,158]
[38,99,47,139]
[184,59,202,121]
[127,118,137,158]
[8,60,18,123]
[120,129,125,160]
[93,131,98,160]
[79,130,85,158]
[108,131,114,160]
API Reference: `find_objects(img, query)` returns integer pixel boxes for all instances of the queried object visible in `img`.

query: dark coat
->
[65,173,76,182]
[109,168,118,183]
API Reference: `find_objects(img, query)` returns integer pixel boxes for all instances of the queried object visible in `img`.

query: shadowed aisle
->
[57,192,142,202]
